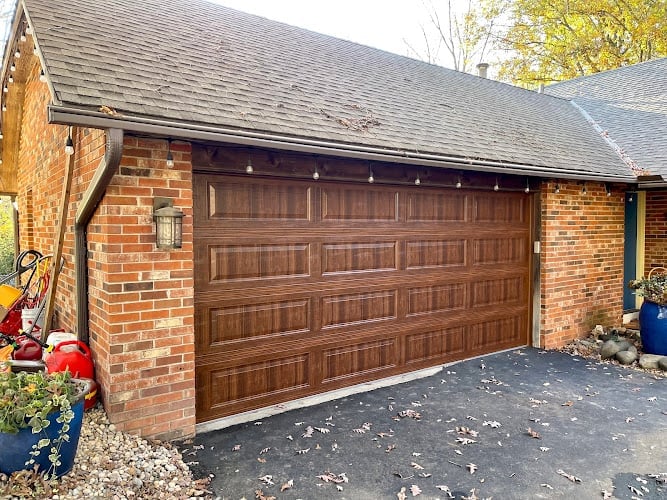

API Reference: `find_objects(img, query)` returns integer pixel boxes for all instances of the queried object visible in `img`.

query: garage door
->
[194,173,532,422]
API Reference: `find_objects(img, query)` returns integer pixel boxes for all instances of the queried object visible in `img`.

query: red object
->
[79,377,99,410]
[12,336,42,361]
[45,340,95,379]
[1,307,23,336]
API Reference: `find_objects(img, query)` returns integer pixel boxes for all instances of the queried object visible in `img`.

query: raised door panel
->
[321,186,399,222]
[322,339,397,383]
[321,290,398,329]
[322,241,398,275]
[406,192,468,222]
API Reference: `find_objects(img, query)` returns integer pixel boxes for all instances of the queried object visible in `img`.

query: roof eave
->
[48,104,638,184]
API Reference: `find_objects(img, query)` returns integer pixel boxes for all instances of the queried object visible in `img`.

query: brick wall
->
[14,54,196,439]
[87,137,195,440]
[540,180,625,348]
[644,191,667,270]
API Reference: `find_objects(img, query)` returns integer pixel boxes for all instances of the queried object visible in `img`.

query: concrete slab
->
[179,348,667,499]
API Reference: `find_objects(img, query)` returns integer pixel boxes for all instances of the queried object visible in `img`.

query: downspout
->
[75,128,123,343]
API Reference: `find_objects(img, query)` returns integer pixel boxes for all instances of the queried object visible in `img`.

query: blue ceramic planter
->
[638,300,667,356]
[0,386,86,478]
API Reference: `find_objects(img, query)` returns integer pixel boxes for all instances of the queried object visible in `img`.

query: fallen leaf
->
[386,444,396,453]
[280,479,294,492]
[296,448,310,455]
[557,469,581,483]
[457,426,479,437]
[410,484,422,496]
[455,449,463,455]
[418,473,431,478]
[602,489,613,499]
[336,485,344,491]
[254,489,276,500]
[411,462,424,470]
[466,415,478,421]
[436,485,454,498]
[397,487,407,500]
[259,447,271,455]
[527,428,541,439]
[257,457,266,463]
[483,420,502,428]
[258,475,274,486]
[539,447,550,452]
[232,444,241,451]
[286,435,293,441]
[315,427,330,434]
[628,484,644,496]
[412,452,421,457]
[302,426,315,438]
[541,483,553,490]
[467,463,478,474]
[317,472,348,484]
[561,401,573,406]
[456,437,477,445]
[647,397,657,402]
[398,409,422,420]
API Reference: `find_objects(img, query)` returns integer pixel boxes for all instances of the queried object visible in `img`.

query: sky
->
[209,0,480,71]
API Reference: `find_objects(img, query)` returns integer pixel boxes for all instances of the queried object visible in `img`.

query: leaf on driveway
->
[418,473,431,478]
[286,435,293,441]
[436,485,454,498]
[280,479,294,492]
[483,420,501,428]
[539,447,550,452]
[561,401,573,406]
[259,447,271,455]
[257,457,266,463]
[258,475,274,486]
[302,426,314,438]
[627,484,644,496]
[411,461,424,470]
[541,484,553,490]
[647,396,657,402]
[317,472,348,484]
[397,487,407,500]
[315,427,330,434]
[398,409,422,420]
[254,489,276,500]
[410,484,422,496]
[527,428,541,439]
[456,426,479,437]
[386,444,396,453]
[232,444,241,451]
[296,448,310,455]
[556,469,581,483]
[456,437,477,445]
[602,489,613,499]
[466,463,478,474]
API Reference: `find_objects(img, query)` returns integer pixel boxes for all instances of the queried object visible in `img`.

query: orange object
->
[44,340,94,379]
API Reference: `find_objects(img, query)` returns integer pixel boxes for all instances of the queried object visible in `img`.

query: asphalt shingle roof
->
[19,0,633,179]
[546,58,667,178]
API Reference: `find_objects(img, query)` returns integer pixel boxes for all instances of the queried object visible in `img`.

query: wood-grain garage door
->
[194,173,532,422]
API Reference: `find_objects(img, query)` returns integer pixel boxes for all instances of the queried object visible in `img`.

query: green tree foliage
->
[487,0,667,86]
[0,197,15,276]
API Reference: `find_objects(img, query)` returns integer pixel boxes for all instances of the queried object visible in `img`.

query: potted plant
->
[628,267,667,355]
[0,369,89,478]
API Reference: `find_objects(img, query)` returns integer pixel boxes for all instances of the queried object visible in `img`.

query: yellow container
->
[0,284,22,308]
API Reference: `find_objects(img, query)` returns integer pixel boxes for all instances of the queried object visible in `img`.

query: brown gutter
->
[47,105,637,184]
[74,128,123,342]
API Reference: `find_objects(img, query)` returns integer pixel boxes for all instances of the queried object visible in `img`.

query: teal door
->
[623,192,637,310]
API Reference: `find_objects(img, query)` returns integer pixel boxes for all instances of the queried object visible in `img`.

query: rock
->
[639,354,664,369]
[599,333,613,342]
[615,350,637,365]
[627,345,638,355]
[658,357,667,371]
[625,329,640,339]
[600,340,622,359]
[616,340,634,351]
[593,324,605,337]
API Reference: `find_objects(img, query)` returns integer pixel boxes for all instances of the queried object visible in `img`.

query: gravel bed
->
[0,408,212,499]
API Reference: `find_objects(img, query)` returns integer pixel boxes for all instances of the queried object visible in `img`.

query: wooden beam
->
[41,127,76,341]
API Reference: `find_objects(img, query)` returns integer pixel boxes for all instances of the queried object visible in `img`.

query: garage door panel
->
[321,289,398,329]
[471,276,526,308]
[322,338,397,384]
[406,283,467,317]
[468,314,526,352]
[203,353,311,410]
[322,241,399,275]
[405,326,466,365]
[207,298,312,345]
[473,194,527,223]
[406,239,467,269]
[321,185,399,222]
[472,237,529,265]
[406,192,468,222]
[205,177,312,221]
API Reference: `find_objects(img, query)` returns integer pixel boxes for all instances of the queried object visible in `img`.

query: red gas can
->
[44,340,95,379]
[12,336,42,361]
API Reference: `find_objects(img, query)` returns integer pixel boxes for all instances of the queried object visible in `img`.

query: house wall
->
[14,56,196,440]
[644,191,667,270]
[87,137,196,440]
[540,180,625,348]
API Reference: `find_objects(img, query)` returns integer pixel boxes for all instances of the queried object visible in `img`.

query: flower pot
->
[638,300,667,355]
[0,379,89,478]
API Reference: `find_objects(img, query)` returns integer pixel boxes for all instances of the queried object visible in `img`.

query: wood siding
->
[194,173,531,422]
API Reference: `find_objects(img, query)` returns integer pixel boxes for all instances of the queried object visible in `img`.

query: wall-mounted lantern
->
[153,198,184,249]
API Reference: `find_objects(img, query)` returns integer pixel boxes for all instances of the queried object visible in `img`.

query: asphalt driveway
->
[181,348,666,499]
